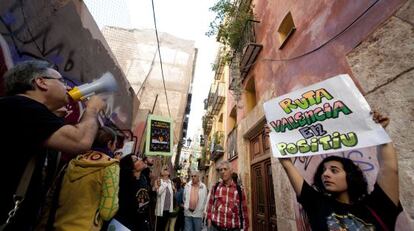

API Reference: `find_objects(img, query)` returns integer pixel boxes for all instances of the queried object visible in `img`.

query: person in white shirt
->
[183,170,207,231]
[154,166,174,231]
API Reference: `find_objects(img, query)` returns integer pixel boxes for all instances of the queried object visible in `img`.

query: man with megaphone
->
[0,60,110,230]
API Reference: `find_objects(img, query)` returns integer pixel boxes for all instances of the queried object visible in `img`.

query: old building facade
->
[203,0,414,230]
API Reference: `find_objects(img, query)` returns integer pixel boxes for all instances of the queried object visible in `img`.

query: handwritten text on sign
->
[263,74,390,158]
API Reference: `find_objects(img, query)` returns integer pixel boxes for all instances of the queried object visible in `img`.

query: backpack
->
[212,182,244,229]
[34,163,68,231]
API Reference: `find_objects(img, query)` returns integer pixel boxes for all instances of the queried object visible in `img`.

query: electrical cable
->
[240,0,381,70]
[150,0,172,118]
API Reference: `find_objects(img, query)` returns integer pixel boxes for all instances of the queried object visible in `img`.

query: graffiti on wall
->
[0,0,132,129]
[0,1,77,74]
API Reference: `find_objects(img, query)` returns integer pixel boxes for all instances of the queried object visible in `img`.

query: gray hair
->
[3,60,55,96]
[190,170,200,176]
[217,160,232,171]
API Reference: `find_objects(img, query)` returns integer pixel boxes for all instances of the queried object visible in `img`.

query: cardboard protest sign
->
[263,74,391,158]
[145,115,173,156]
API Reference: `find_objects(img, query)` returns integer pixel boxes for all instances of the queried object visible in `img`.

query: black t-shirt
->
[136,173,151,214]
[298,181,402,231]
[0,96,64,227]
[116,174,151,230]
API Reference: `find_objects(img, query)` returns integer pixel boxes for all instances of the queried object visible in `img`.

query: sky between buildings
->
[84,0,219,141]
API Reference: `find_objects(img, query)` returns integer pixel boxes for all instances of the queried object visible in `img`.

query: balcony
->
[227,128,238,160]
[182,116,189,131]
[229,19,262,87]
[202,114,213,135]
[185,93,192,115]
[211,131,225,161]
[203,98,208,110]
[205,85,216,112]
[198,148,210,170]
[214,54,225,80]
[211,82,226,115]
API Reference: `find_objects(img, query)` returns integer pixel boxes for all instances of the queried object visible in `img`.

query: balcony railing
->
[229,19,262,88]
[205,83,216,110]
[211,130,225,161]
[203,98,208,110]
[214,53,225,80]
[202,114,213,135]
[198,148,211,170]
[211,82,225,115]
[227,128,238,160]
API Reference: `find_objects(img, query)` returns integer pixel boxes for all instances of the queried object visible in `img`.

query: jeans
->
[184,216,203,231]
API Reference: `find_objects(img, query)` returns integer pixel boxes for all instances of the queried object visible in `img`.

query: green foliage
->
[207,0,254,56]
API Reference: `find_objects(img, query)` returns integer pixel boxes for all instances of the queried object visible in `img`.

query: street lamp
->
[186,137,192,147]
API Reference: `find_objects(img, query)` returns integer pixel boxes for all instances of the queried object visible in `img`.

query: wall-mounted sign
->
[145,115,173,156]
[263,74,391,158]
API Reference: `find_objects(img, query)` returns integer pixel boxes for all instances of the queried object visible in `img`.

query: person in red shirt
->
[206,160,249,231]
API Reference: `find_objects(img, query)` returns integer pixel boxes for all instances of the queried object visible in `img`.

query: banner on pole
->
[263,74,391,158]
[145,115,173,156]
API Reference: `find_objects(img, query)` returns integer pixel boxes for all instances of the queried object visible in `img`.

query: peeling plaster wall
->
[235,0,413,230]
[0,0,137,129]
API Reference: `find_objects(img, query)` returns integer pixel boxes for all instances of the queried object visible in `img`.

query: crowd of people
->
[0,60,250,231]
[1,59,401,231]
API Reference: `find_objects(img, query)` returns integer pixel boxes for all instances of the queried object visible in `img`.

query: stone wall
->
[346,0,414,227]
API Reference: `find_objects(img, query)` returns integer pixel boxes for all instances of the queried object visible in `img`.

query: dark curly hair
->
[313,156,368,203]
[119,154,135,183]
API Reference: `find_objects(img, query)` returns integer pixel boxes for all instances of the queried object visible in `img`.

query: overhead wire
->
[150,0,172,118]
[240,0,381,70]
[150,0,181,149]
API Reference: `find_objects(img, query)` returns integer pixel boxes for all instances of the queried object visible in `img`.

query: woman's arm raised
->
[373,111,399,206]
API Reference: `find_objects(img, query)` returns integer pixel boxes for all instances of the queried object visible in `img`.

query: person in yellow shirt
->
[54,126,120,231]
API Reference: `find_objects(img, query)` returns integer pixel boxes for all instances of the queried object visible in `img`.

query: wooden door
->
[251,159,277,230]
[250,125,277,231]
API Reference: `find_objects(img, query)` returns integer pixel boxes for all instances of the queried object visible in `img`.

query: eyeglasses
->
[191,175,198,178]
[218,168,228,172]
[42,76,68,86]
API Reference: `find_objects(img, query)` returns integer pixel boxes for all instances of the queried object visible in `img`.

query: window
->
[244,76,257,113]
[228,128,238,160]
[277,11,296,49]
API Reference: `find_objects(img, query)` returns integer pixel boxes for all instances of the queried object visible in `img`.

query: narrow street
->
[0,0,413,230]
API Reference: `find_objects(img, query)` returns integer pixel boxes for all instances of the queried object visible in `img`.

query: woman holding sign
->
[279,112,402,231]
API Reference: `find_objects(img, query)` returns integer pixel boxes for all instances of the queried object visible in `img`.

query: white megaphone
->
[68,72,118,101]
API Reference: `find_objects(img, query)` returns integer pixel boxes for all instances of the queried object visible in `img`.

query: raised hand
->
[371,110,390,128]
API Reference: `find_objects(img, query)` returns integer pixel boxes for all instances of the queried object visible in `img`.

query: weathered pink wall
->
[240,0,405,120]
[238,0,412,229]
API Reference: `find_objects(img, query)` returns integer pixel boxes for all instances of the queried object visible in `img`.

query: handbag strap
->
[1,155,37,228]
[16,155,37,199]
